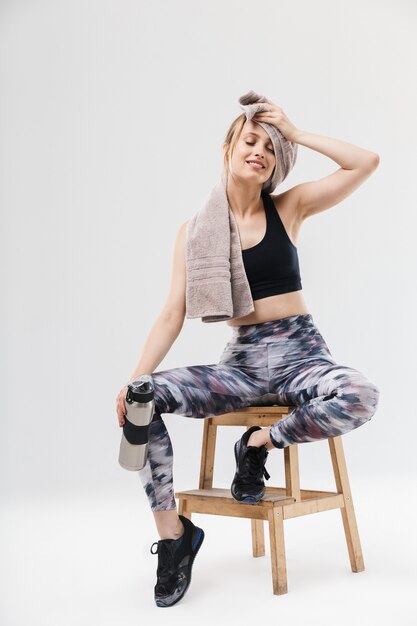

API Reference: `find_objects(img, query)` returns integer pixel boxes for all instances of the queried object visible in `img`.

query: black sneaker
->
[231,425,271,504]
[150,514,205,607]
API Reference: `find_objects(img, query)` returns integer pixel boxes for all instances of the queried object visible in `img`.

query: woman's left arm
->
[290,130,379,220]
[293,129,379,171]
[254,104,380,220]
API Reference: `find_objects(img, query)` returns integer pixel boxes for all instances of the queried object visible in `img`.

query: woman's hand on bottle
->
[116,385,129,427]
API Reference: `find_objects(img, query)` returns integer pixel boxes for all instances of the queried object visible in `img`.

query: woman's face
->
[229,120,276,182]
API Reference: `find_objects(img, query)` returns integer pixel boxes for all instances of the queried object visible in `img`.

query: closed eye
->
[245,141,274,153]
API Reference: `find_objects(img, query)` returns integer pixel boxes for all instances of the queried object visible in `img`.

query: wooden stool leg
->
[284,444,301,501]
[329,436,365,572]
[268,507,288,595]
[251,519,265,557]
[177,499,192,521]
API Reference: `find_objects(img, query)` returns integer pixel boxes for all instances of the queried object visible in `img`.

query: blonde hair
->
[222,113,247,179]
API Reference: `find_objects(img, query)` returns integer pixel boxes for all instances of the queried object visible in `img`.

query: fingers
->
[116,387,128,427]
[118,403,125,427]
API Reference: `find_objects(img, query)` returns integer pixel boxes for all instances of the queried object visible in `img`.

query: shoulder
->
[176,220,189,248]
[174,220,189,240]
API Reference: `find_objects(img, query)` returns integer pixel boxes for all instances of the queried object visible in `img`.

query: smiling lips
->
[246,160,265,169]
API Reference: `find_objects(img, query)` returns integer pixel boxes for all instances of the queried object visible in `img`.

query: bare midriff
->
[225,289,310,327]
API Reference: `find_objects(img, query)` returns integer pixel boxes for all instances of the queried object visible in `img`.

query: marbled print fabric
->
[137,314,379,511]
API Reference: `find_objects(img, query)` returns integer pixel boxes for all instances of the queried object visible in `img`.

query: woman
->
[115,99,380,607]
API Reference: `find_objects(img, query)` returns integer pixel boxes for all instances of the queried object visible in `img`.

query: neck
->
[225,178,264,220]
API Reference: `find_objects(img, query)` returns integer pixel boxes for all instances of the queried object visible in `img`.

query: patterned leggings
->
[137,313,379,511]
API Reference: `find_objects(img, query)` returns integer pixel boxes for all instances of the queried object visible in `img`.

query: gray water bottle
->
[118,375,155,471]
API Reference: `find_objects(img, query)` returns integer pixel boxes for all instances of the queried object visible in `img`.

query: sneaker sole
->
[231,439,265,504]
[155,525,205,608]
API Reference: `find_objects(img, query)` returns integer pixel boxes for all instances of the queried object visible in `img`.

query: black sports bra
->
[240,192,302,300]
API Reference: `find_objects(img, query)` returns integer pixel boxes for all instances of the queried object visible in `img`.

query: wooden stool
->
[174,406,365,595]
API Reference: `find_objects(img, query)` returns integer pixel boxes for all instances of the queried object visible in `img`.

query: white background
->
[1,1,416,624]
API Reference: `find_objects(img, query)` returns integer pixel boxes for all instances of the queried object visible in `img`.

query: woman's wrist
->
[291,128,304,143]
[126,372,152,386]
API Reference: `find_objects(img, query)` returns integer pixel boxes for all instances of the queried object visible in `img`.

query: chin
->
[242,165,267,176]
[244,171,267,179]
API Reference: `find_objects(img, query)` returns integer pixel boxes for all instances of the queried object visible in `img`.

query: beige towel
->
[185,90,298,323]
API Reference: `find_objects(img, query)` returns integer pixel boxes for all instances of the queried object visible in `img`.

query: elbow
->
[367,152,380,172]
[160,309,185,329]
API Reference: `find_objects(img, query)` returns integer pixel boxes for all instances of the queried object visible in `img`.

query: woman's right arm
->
[116,220,189,426]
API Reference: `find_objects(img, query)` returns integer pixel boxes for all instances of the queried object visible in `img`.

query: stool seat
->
[174,406,365,595]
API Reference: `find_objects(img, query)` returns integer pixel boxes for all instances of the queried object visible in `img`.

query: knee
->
[361,378,380,422]
[341,372,380,423]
